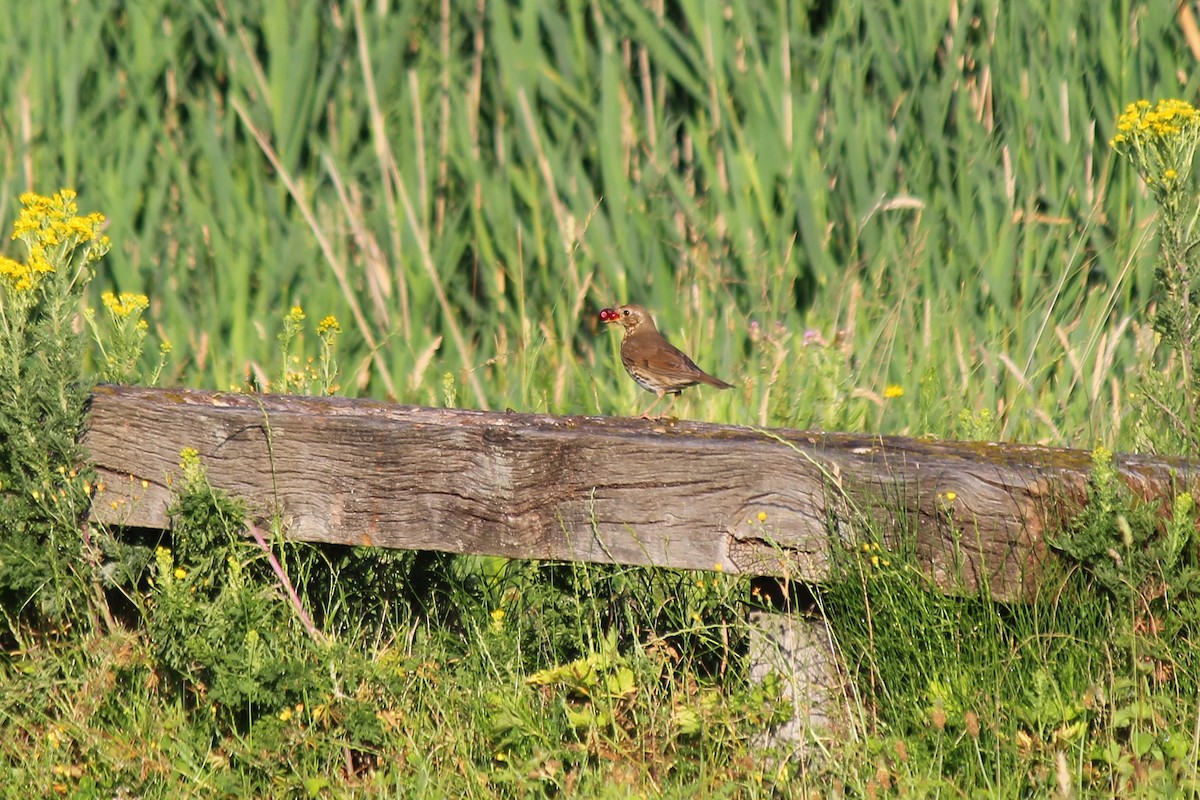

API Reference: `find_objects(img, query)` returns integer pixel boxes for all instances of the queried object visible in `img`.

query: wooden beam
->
[81,385,1196,601]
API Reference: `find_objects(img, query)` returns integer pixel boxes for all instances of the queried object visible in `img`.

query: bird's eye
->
[623,309,630,316]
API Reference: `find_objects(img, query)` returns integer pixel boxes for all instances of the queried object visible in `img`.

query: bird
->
[599,303,732,417]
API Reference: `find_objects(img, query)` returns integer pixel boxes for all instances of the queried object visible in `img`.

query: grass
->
[0,0,1188,439]
[2,549,792,797]
[3,0,1200,796]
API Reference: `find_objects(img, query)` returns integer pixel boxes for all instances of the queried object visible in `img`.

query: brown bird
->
[599,303,732,417]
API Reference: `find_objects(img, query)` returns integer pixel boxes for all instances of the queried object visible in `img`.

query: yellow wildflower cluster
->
[0,189,110,294]
[101,290,149,320]
[0,254,44,292]
[178,447,206,485]
[861,541,891,569]
[179,447,200,470]
[88,287,158,382]
[317,315,341,336]
[278,703,304,723]
[1111,99,1200,195]
[275,308,342,395]
[1112,99,1200,144]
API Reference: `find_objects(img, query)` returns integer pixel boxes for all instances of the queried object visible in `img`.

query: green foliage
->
[0,0,1185,442]
[150,543,316,713]
[149,450,311,714]
[757,325,870,431]
[84,291,166,384]
[0,192,109,630]
[148,450,411,734]
[487,626,788,791]
[0,192,167,638]
[271,305,344,395]
[1112,99,1200,454]
[952,407,999,441]
[810,448,1200,795]
[1051,447,1200,605]
[819,525,1200,796]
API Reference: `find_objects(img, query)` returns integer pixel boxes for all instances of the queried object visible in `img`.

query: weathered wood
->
[82,384,1198,600]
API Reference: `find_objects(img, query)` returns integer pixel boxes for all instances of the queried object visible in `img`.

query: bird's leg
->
[641,391,682,420]
[639,391,667,419]
[660,393,680,420]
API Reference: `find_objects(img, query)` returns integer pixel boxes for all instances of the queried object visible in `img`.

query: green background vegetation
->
[1,0,1185,441]
[3,0,1200,796]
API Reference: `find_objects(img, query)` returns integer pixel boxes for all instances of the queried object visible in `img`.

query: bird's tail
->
[698,371,733,390]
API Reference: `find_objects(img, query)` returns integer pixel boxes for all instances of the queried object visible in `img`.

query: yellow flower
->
[102,291,150,319]
[1112,99,1200,189]
[317,315,341,335]
[0,256,33,292]
[27,251,53,275]
[756,511,768,522]
[945,491,957,502]
[2,190,109,293]
[1115,99,1199,139]
[174,568,187,580]
[884,384,905,399]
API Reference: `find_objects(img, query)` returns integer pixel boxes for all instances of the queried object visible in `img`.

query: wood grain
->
[81,384,1198,600]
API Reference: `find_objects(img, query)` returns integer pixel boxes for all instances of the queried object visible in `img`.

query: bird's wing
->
[624,339,705,382]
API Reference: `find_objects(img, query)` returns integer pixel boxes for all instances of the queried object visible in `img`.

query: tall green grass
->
[0,0,1189,443]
